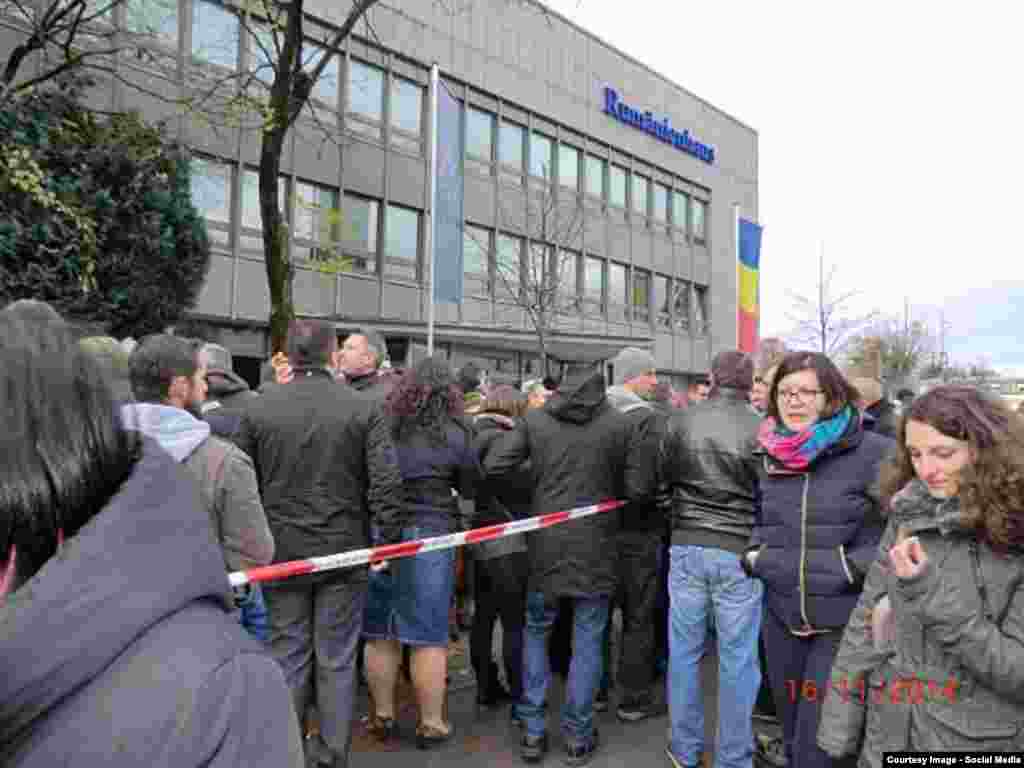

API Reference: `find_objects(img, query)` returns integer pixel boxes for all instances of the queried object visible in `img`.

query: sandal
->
[415,722,453,750]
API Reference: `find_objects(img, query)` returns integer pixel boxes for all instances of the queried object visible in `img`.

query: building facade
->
[1,0,759,387]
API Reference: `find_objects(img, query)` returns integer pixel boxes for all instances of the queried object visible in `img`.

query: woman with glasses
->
[740,352,894,768]
[819,386,1024,764]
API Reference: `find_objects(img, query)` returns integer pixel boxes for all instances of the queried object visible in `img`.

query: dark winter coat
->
[0,438,303,767]
[392,419,478,533]
[748,418,893,632]
[235,367,405,559]
[202,369,259,440]
[483,372,656,598]
[662,387,761,553]
[818,481,1024,763]
[605,385,667,533]
[472,413,534,526]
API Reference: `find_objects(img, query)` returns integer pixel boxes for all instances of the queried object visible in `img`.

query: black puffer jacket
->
[749,417,892,632]
[483,373,656,598]
[819,481,1024,763]
[864,399,899,440]
[235,368,404,560]
[662,387,761,553]
[605,385,667,533]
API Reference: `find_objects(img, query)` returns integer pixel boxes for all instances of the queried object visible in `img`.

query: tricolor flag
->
[737,217,763,353]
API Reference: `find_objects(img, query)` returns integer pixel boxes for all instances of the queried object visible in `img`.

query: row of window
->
[190,156,708,331]
[463,226,709,330]
[466,107,707,239]
[103,1,710,238]
[192,157,420,281]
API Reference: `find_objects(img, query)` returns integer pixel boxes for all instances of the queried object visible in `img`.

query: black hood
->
[206,369,251,400]
[545,371,608,425]
[0,438,233,747]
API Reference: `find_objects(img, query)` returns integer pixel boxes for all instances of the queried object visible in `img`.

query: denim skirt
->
[363,522,456,647]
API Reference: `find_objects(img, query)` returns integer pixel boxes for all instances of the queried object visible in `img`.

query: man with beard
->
[124,335,275,636]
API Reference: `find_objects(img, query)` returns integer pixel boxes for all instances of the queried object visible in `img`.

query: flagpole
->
[427,63,440,357]
[733,202,741,350]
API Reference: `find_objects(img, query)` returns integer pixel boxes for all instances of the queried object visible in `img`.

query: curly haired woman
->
[819,386,1024,764]
[362,357,478,749]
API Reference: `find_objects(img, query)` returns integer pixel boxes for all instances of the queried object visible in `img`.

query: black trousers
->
[606,531,664,701]
[761,607,855,768]
[470,552,528,699]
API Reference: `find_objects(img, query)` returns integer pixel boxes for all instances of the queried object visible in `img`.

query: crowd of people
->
[2,299,1023,768]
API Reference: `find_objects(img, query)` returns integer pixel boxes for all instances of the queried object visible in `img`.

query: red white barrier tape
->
[228,499,626,587]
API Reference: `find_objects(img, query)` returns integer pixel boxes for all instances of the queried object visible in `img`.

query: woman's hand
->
[888,536,929,580]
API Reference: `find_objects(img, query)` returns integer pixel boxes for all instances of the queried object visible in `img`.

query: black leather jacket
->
[660,388,761,554]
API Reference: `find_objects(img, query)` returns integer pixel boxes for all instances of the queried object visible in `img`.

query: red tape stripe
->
[539,511,571,527]
[370,540,424,563]
[465,522,508,544]
[242,560,316,583]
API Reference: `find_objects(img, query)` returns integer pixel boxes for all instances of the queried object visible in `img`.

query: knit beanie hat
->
[752,338,787,376]
[610,347,656,386]
[711,350,753,391]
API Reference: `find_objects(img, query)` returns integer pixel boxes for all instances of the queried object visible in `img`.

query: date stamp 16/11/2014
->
[785,677,959,705]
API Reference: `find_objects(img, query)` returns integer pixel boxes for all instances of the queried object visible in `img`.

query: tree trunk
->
[261,125,291,354]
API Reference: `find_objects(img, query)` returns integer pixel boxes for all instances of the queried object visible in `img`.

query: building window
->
[583,256,604,317]
[495,233,522,297]
[190,157,232,249]
[302,45,339,119]
[692,199,707,242]
[654,274,671,328]
[126,0,177,45]
[191,0,238,70]
[585,154,605,201]
[673,190,688,233]
[632,269,651,323]
[390,75,423,151]
[694,284,710,333]
[499,120,525,182]
[632,174,649,217]
[558,144,580,192]
[292,180,341,265]
[463,224,491,297]
[239,169,286,258]
[341,193,379,274]
[348,59,384,138]
[673,279,691,330]
[384,204,419,281]
[653,183,669,223]
[557,250,580,312]
[529,132,553,180]
[608,261,627,322]
[609,164,627,208]
[467,107,494,164]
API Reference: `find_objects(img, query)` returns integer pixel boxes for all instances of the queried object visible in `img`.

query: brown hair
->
[879,385,1024,549]
[766,351,860,422]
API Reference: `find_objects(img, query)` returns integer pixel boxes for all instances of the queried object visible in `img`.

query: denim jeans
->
[520,591,609,745]
[234,583,270,643]
[668,546,764,768]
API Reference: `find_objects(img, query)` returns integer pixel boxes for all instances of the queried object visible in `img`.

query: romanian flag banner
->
[737,218,763,353]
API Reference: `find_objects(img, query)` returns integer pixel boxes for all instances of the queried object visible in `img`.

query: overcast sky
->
[542,0,1024,374]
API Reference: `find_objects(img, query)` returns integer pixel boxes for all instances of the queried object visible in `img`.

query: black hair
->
[766,351,861,423]
[130,334,199,404]
[0,302,139,592]
[288,319,337,368]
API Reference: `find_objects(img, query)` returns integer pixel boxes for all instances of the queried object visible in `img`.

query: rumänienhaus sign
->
[602,86,715,165]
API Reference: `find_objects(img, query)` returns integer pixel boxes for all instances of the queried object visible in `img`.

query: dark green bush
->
[0,78,210,337]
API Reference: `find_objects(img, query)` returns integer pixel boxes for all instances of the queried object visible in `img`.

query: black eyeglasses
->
[777,388,825,403]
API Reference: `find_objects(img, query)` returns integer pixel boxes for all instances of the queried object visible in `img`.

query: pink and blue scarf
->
[758,405,857,471]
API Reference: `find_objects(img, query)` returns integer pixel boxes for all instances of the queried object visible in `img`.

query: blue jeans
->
[520,591,609,745]
[234,583,270,643]
[668,546,764,768]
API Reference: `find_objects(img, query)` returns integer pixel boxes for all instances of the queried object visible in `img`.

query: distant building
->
[0,0,757,389]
